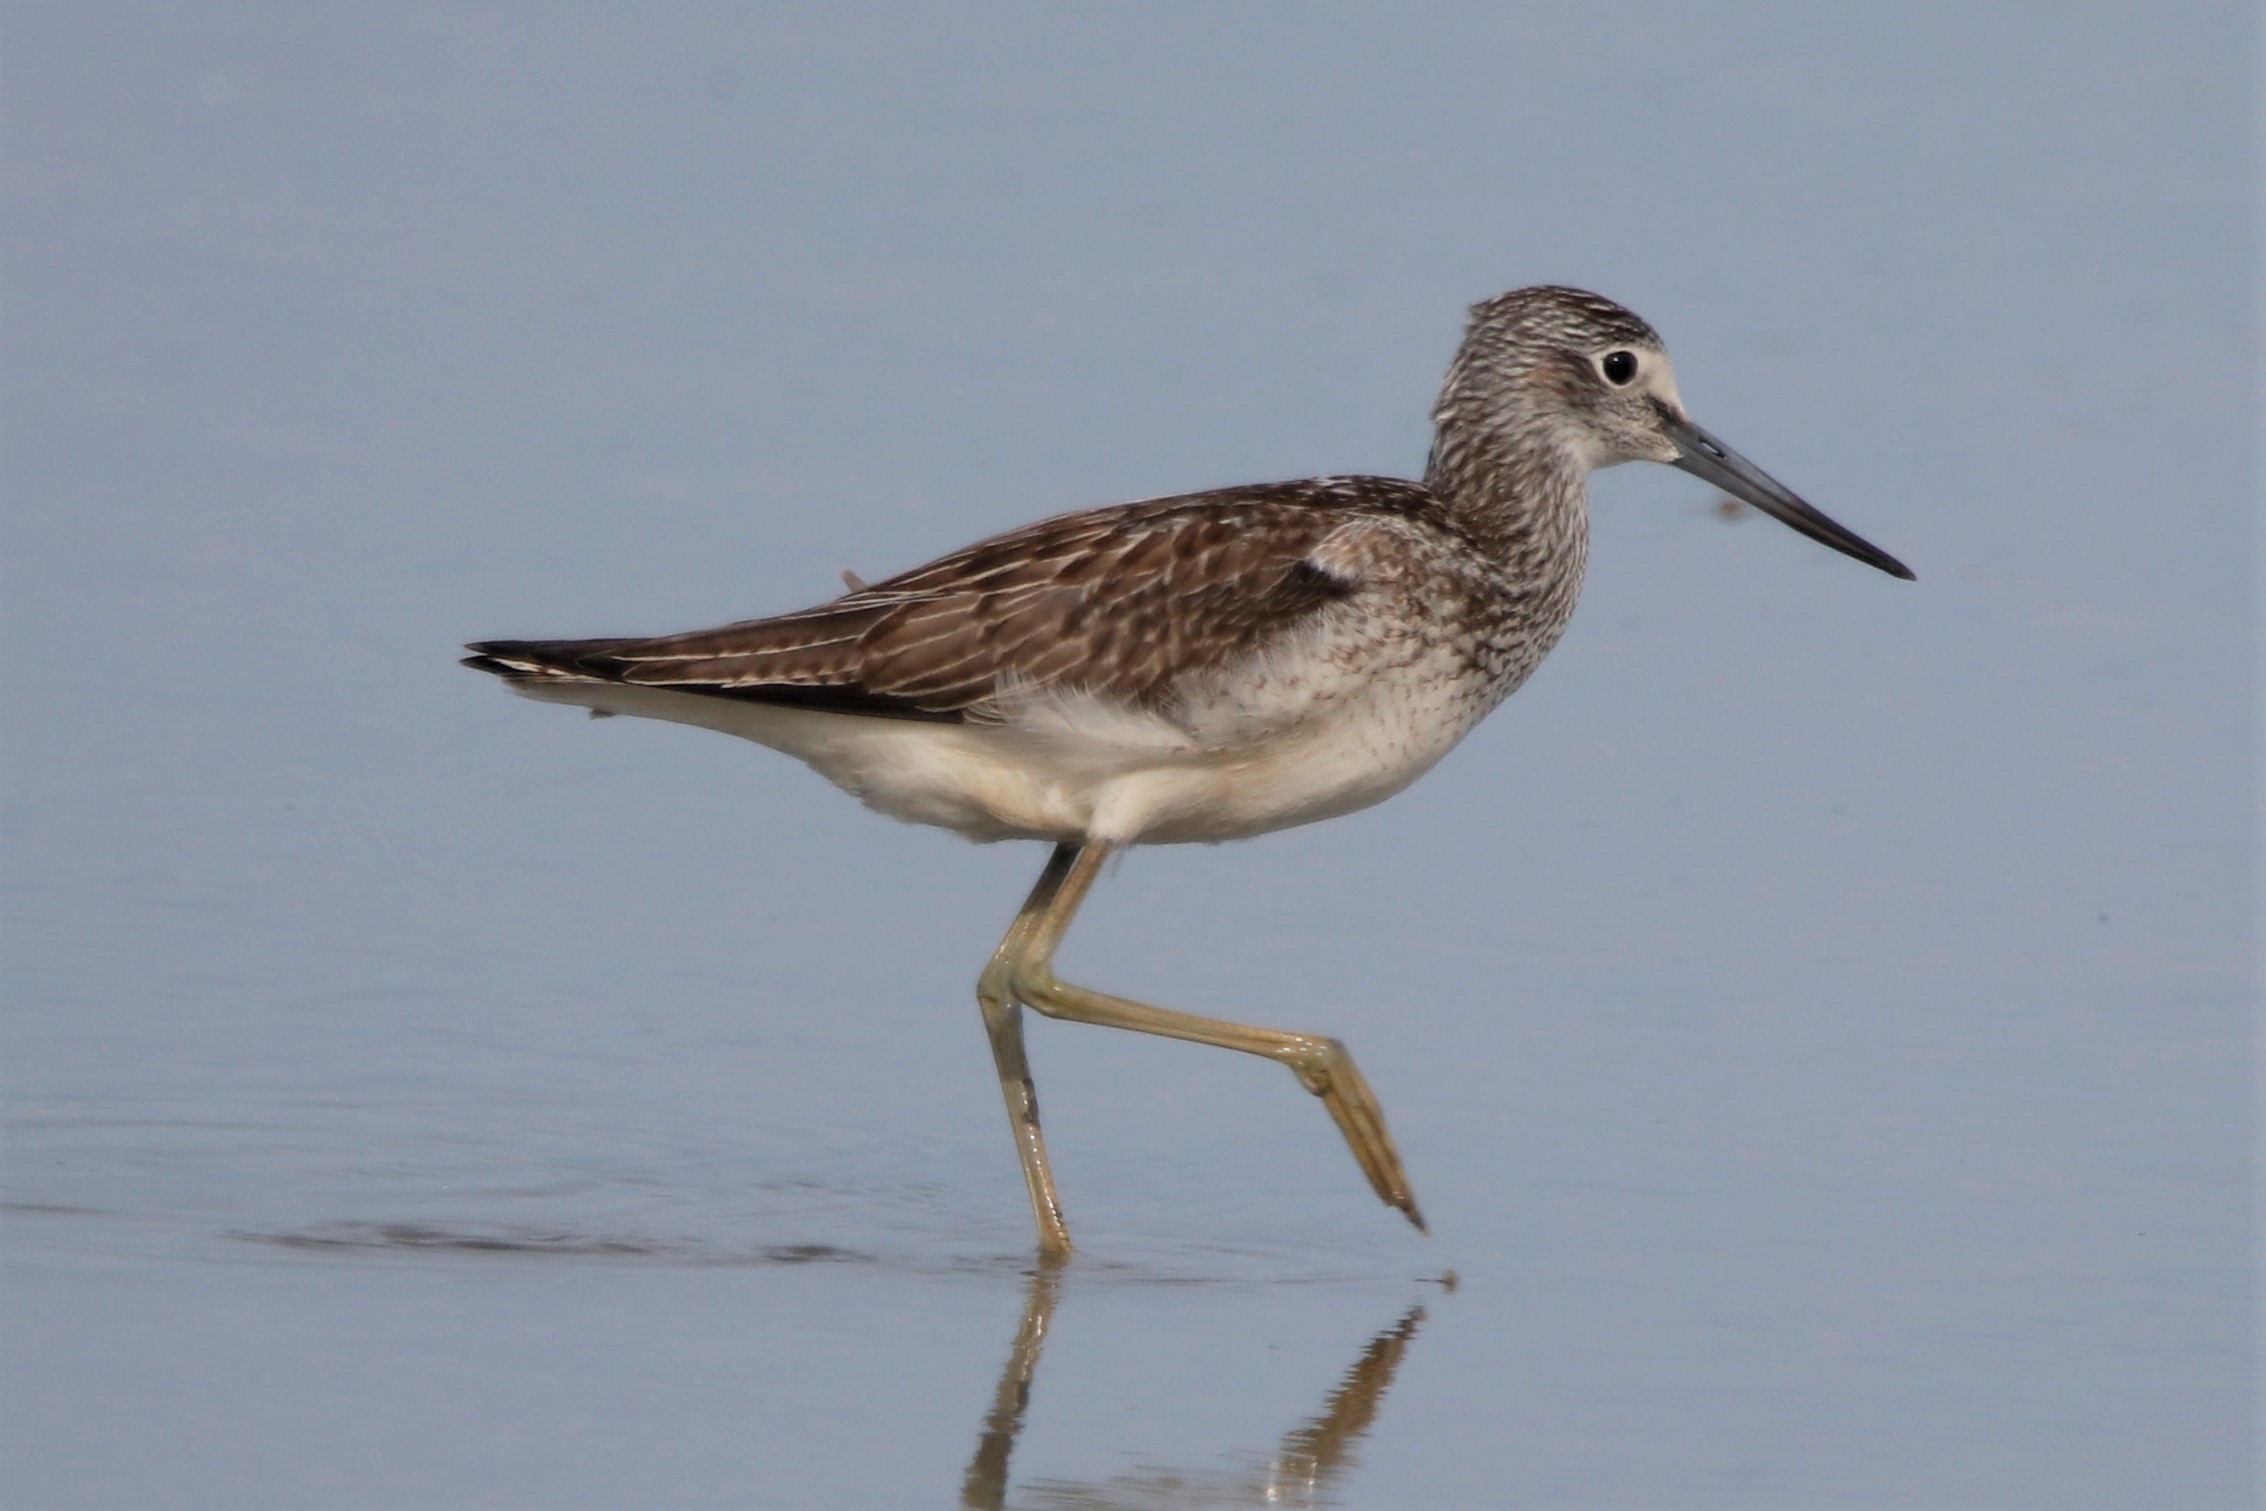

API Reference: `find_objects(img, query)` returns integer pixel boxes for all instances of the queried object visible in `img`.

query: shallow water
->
[4,5,2254,1508]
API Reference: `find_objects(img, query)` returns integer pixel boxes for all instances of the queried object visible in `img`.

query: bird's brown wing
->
[464,477,1436,722]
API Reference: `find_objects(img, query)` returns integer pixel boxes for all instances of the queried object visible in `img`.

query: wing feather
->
[464,477,1440,722]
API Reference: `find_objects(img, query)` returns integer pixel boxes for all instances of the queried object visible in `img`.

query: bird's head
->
[1437,286,1914,580]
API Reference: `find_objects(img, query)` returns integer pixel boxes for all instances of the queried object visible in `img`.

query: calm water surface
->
[4,6,2252,1508]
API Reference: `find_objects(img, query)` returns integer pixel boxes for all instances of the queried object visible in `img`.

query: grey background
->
[3,4,2254,1508]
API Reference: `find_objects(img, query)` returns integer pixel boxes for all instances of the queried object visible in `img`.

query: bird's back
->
[467,475,1487,725]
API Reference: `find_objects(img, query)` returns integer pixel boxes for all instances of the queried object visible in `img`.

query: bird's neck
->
[1423,416,1593,584]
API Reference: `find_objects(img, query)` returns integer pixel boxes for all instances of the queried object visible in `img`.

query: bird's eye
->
[1600,350,1639,385]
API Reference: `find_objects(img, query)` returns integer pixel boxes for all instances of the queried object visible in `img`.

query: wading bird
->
[465,286,1912,1258]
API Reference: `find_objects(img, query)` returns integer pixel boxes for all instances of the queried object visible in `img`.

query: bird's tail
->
[460,638,637,683]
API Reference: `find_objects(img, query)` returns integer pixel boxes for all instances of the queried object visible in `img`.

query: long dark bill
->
[1665,417,1915,581]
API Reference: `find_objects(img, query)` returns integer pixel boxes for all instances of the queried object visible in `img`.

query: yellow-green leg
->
[976,844,1080,1258]
[977,842,1425,1255]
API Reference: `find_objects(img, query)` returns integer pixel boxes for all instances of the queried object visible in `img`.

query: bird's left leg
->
[976,843,1081,1259]
[1001,842,1424,1231]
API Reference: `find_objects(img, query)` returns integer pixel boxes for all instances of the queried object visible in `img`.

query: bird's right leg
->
[976,843,1081,1260]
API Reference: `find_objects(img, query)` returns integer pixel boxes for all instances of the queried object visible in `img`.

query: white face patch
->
[1567,346,1690,470]
[1639,351,1687,420]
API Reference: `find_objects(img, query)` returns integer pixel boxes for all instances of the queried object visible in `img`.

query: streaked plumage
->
[465,286,1911,1256]
[466,475,1574,845]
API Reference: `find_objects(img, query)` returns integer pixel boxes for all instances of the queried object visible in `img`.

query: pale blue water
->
[4,6,2253,1507]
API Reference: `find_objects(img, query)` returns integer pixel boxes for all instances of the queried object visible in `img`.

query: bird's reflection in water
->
[962,1268,1428,1511]
[961,1266,1063,1509]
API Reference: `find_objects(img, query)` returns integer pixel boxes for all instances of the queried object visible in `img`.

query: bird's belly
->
[897,647,1496,846]
[514,644,1503,847]
[1098,684,1480,843]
